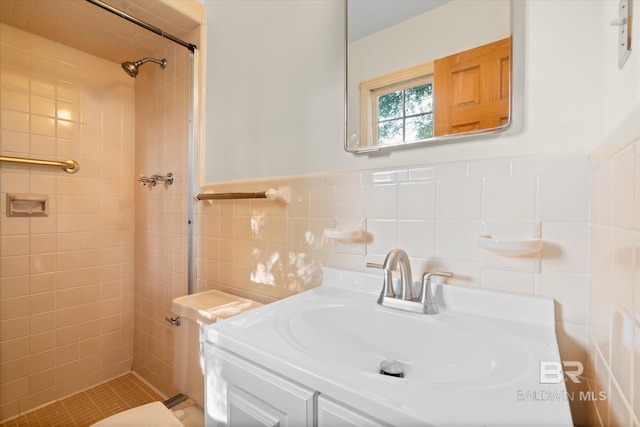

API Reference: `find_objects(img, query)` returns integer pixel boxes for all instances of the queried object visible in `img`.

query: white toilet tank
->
[171,290,262,407]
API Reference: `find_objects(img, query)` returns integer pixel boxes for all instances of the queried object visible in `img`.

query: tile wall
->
[0,24,135,420]
[131,42,191,397]
[196,150,592,421]
[589,139,640,426]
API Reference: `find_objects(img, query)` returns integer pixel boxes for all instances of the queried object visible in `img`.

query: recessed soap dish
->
[6,193,48,217]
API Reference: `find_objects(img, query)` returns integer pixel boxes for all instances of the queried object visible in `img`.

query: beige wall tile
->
[29,331,55,354]
[0,235,29,256]
[588,139,639,425]
[29,313,55,334]
[0,337,29,363]
[0,256,29,278]
[0,316,29,342]
[29,349,55,374]
[0,276,30,299]
[0,357,28,383]
[29,368,55,392]
[0,25,135,417]
[0,296,28,320]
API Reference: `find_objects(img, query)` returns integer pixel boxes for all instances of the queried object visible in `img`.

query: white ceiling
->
[348,0,451,42]
[2,0,449,59]
[0,0,202,63]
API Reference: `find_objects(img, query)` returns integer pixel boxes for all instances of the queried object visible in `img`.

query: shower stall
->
[0,0,204,421]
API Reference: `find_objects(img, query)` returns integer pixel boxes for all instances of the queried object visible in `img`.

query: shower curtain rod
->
[85,0,197,52]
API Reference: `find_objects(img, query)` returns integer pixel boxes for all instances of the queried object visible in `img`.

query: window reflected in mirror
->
[360,62,435,147]
[376,81,434,145]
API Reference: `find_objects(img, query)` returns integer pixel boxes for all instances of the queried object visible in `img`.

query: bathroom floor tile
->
[0,372,163,427]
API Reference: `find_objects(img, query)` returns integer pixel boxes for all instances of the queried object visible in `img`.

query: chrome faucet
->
[367,249,453,314]
[381,248,414,302]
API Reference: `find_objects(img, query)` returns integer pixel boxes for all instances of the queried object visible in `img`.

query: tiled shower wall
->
[131,42,191,397]
[589,140,640,426]
[196,151,591,419]
[0,24,135,420]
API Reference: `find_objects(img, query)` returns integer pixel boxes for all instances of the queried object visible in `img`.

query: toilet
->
[91,290,262,427]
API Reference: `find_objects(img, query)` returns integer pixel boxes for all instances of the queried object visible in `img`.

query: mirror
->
[346,0,517,153]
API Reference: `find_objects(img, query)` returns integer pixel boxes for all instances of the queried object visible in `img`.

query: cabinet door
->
[205,346,315,427]
[317,395,391,427]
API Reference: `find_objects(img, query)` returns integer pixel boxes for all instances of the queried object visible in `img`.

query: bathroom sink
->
[276,303,531,387]
[204,267,573,426]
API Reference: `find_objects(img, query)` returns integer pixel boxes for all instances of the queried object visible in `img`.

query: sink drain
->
[379,359,405,378]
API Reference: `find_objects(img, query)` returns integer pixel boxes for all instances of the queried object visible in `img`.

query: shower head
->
[121,57,167,78]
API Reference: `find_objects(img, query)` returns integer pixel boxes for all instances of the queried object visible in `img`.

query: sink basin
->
[204,267,573,426]
[276,303,532,387]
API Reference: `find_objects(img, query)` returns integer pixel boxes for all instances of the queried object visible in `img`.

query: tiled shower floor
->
[0,373,164,427]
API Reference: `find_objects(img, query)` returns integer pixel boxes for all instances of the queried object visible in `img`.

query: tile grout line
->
[0,373,162,427]
[105,381,137,412]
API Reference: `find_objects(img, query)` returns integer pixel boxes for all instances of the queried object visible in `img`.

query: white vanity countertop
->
[203,268,573,426]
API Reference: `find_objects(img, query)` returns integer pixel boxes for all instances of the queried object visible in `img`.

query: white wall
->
[203,0,344,183]
[600,0,640,146]
[203,0,604,184]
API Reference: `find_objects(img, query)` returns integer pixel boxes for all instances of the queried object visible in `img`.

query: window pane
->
[405,114,433,142]
[378,91,403,121]
[378,119,403,145]
[405,83,433,115]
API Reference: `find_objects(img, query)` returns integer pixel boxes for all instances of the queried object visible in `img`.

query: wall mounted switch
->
[611,0,633,68]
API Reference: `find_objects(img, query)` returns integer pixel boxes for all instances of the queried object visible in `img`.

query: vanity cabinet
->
[205,346,315,427]
[317,395,391,427]
[206,346,390,427]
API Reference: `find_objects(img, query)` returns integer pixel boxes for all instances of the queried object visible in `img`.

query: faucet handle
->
[419,271,453,314]
[367,262,396,298]
[422,271,453,283]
